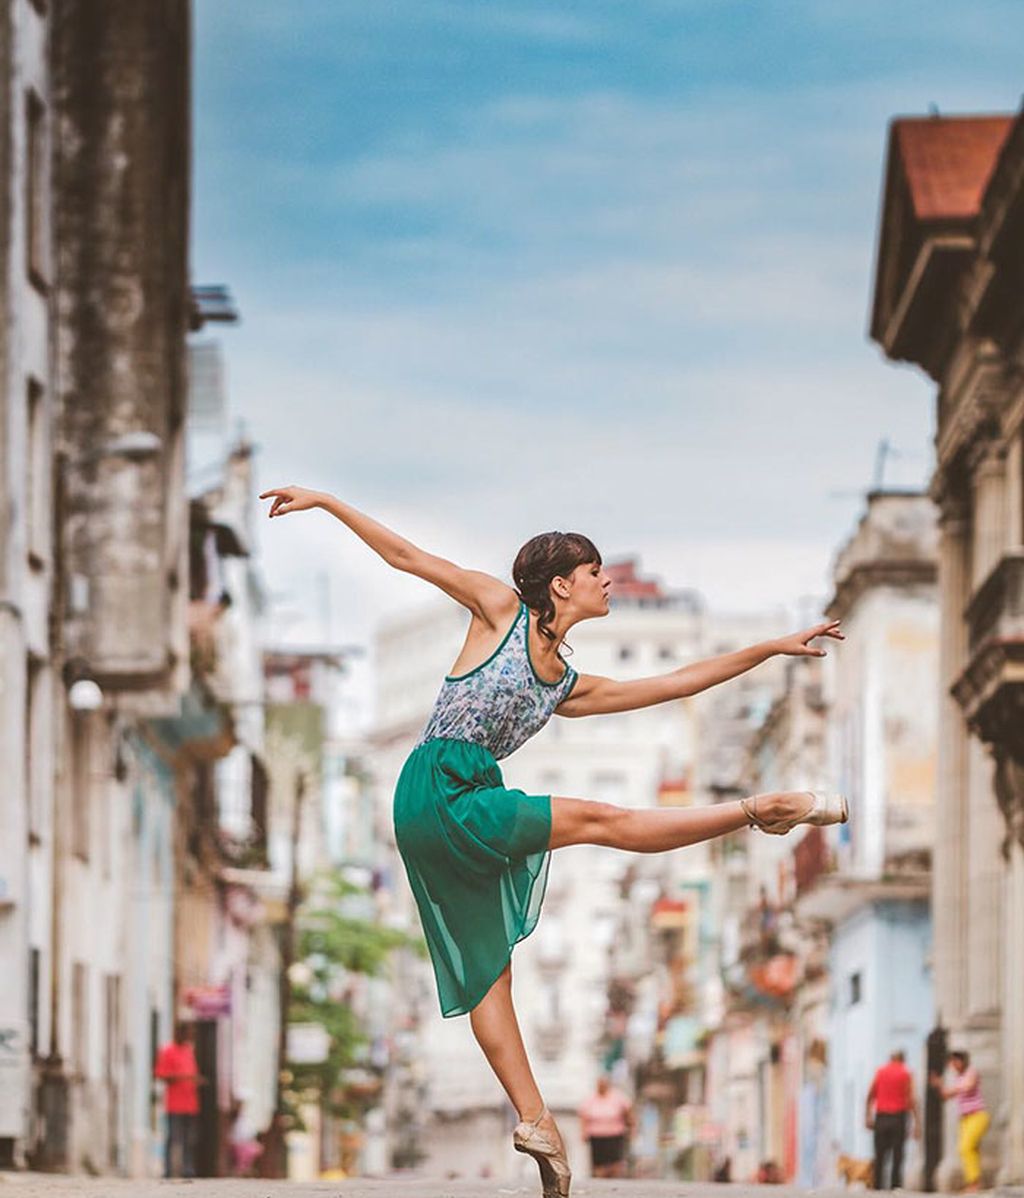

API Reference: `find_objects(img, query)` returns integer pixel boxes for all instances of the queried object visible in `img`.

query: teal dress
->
[393,602,579,1017]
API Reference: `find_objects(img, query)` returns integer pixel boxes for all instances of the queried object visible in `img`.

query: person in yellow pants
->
[931,1050,990,1192]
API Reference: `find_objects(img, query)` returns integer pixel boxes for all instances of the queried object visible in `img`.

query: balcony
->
[953,552,1024,762]
[534,1018,568,1062]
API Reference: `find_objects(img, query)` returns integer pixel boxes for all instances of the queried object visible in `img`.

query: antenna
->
[873,438,904,490]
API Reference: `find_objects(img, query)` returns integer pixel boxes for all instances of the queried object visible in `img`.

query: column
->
[1002,839,1024,1185]
[933,501,970,1026]
[933,499,971,1191]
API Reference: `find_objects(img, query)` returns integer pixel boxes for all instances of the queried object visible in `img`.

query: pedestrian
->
[930,1050,989,1192]
[578,1074,633,1178]
[757,1159,783,1184]
[260,486,849,1198]
[865,1049,920,1189]
[154,1021,202,1178]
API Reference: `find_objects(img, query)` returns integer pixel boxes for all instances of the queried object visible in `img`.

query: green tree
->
[285,870,424,1125]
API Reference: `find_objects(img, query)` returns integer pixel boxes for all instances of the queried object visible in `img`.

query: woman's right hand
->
[259,485,324,518]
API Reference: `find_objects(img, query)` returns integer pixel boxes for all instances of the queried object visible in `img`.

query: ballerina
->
[259,485,848,1197]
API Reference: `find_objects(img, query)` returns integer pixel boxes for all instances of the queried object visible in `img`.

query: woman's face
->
[950,1057,965,1074]
[560,560,612,618]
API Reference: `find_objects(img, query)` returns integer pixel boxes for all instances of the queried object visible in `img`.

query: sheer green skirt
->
[393,738,552,1017]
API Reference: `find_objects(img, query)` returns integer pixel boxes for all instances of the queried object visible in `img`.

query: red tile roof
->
[895,115,1013,220]
[605,558,664,598]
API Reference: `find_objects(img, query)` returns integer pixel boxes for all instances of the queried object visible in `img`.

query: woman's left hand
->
[774,620,844,657]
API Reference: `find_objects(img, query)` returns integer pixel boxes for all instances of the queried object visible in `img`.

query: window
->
[25,89,48,290]
[72,961,88,1076]
[658,645,675,661]
[26,378,47,567]
[104,974,121,1085]
[618,645,634,662]
[591,771,627,806]
[71,712,93,861]
[28,948,40,1059]
[539,770,562,796]
[849,970,862,1007]
[25,655,43,841]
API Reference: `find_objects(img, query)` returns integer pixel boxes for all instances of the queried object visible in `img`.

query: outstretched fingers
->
[259,488,294,518]
[803,619,844,655]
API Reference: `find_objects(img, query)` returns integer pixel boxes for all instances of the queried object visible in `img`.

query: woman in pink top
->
[930,1050,989,1192]
[578,1075,633,1178]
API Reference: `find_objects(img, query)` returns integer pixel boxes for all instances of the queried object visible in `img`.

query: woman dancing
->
[260,485,848,1197]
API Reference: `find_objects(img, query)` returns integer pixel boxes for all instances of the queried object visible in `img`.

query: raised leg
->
[549,791,809,852]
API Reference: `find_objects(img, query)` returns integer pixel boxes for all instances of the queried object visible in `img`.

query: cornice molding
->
[826,559,937,622]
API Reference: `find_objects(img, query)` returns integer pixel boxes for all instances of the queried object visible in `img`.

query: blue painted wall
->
[828,899,933,1163]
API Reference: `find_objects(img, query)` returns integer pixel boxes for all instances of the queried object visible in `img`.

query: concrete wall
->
[828,899,932,1164]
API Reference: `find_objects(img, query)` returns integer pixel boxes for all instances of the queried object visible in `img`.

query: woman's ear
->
[552,574,571,600]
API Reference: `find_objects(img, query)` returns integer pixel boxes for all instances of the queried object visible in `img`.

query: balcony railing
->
[954,552,1024,760]
[965,551,1024,654]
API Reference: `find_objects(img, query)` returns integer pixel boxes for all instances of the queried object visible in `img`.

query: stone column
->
[933,499,971,1191]
[995,755,1024,1185]
[1002,839,1024,1185]
[963,439,1008,1184]
[933,501,970,1025]
[970,442,1007,590]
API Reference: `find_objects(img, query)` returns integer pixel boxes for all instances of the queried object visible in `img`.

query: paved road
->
[0,1177,941,1198]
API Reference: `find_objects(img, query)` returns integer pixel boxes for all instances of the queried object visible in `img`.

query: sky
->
[191,1,1024,652]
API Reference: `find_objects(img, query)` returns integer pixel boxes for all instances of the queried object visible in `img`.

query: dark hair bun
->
[512,531,602,646]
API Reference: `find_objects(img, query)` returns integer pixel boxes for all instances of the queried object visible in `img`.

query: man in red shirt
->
[865,1050,920,1189]
[154,1022,202,1178]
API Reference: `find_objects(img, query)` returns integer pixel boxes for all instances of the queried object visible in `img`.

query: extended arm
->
[259,486,516,623]
[557,621,843,717]
[929,1072,957,1101]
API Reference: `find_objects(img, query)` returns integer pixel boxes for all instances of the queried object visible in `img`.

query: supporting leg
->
[549,791,809,852]
[469,962,544,1122]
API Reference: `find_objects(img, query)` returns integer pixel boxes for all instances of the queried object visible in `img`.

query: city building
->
[0,0,193,1173]
[871,106,1024,1187]
[797,491,938,1177]
[704,651,829,1185]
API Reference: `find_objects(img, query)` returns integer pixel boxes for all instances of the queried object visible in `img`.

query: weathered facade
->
[804,491,939,1179]
[0,0,193,1172]
[871,107,1024,1187]
[0,0,58,1167]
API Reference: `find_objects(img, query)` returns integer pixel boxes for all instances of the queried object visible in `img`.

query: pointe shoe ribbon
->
[741,791,849,836]
[513,1105,572,1198]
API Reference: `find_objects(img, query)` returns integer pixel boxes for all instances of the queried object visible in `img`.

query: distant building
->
[797,491,938,1175]
[703,651,829,1185]
[871,107,1024,1187]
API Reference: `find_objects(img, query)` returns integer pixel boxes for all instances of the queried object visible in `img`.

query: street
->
[0,1180,934,1198]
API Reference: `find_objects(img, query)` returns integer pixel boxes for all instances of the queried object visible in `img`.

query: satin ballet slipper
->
[513,1105,571,1198]
[741,791,849,836]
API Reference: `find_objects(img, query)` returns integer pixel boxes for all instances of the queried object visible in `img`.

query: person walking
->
[931,1051,989,1192]
[259,486,849,1198]
[154,1021,202,1178]
[578,1074,633,1178]
[866,1049,920,1189]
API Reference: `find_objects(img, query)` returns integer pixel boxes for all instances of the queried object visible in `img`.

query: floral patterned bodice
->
[416,602,579,761]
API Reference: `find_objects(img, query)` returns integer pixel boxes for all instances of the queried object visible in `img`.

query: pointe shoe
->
[741,791,849,836]
[513,1106,571,1198]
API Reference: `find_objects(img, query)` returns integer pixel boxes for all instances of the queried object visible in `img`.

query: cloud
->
[194,9,1023,658]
